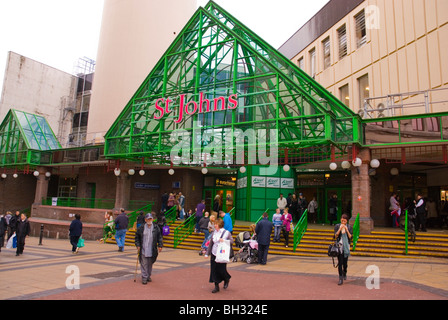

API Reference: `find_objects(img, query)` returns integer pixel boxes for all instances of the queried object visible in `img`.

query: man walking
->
[255,212,273,265]
[114,208,129,252]
[135,213,163,284]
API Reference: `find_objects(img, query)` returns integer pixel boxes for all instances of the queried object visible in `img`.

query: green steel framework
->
[1,1,448,170]
[103,1,362,167]
[0,109,61,167]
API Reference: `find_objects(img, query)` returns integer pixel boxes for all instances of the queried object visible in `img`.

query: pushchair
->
[400,210,416,242]
[233,231,258,264]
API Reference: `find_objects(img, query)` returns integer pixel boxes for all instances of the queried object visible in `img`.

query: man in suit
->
[255,212,273,265]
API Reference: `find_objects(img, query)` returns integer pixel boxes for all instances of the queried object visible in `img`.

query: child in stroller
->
[233,231,259,264]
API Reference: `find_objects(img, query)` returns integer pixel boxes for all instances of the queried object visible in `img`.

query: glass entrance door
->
[204,188,235,214]
[324,188,352,224]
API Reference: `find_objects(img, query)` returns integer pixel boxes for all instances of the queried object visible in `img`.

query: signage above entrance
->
[154,92,239,124]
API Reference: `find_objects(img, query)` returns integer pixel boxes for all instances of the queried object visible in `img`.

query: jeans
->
[273,226,281,242]
[115,229,127,249]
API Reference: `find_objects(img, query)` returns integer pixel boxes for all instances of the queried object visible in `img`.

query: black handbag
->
[328,241,342,268]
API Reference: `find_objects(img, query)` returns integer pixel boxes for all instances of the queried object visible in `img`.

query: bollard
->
[39,224,44,245]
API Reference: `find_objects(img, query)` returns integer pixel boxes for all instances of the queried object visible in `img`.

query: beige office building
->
[279,0,448,117]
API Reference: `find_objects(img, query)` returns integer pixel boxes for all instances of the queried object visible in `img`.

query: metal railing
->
[293,210,308,252]
[352,213,361,251]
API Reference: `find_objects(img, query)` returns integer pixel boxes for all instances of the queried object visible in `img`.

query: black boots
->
[212,283,219,293]
[338,276,343,285]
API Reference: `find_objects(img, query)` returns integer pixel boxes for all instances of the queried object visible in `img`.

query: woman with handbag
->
[334,214,353,285]
[204,218,233,293]
[69,214,83,254]
[280,208,293,248]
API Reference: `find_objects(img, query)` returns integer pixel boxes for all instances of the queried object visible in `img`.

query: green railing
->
[254,208,270,224]
[173,214,197,248]
[42,197,115,209]
[352,213,361,251]
[42,197,153,211]
[164,206,178,225]
[173,207,235,248]
[229,207,236,227]
[293,210,308,252]
[101,202,154,242]
[405,209,409,255]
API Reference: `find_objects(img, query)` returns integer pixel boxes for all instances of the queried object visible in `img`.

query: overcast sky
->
[0,0,328,93]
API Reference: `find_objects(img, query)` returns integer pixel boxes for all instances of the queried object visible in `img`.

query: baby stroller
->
[400,210,416,242]
[233,231,258,264]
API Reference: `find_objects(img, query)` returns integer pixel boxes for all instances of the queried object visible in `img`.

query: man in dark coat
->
[135,213,163,284]
[15,213,30,256]
[114,208,129,252]
[255,212,273,265]
[69,214,83,254]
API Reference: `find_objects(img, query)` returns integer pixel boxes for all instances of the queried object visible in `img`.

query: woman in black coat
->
[69,214,83,253]
[16,214,30,256]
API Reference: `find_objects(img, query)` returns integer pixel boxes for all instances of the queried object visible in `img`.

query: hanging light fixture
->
[1,173,6,179]
[352,158,362,167]
[139,170,145,176]
[283,164,290,172]
[341,161,351,170]
[370,159,380,169]
[128,169,135,176]
[114,168,121,176]
[33,171,40,177]
[168,169,175,175]
[240,166,246,174]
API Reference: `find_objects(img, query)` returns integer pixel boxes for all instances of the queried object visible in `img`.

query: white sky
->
[0,0,329,93]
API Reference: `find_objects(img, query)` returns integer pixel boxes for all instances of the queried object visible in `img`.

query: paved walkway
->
[1,236,447,301]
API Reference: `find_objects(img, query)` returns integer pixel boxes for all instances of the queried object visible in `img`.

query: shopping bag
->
[162,225,170,236]
[6,233,16,249]
[77,237,85,248]
[215,240,231,263]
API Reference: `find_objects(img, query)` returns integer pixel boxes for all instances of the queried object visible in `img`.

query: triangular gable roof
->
[0,109,61,166]
[104,1,361,165]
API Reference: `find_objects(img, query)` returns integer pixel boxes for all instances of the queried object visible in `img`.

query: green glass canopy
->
[104,1,362,166]
[0,109,61,166]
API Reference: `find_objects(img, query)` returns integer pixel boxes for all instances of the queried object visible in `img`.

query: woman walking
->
[15,213,30,256]
[334,214,353,285]
[280,208,293,248]
[69,214,83,254]
[204,218,233,293]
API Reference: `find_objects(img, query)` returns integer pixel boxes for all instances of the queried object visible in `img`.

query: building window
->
[337,25,347,60]
[322,37,331,70]
[355,10,367,48]
[309,48,316,78]
[339,84,350,107]
[426,117,440,132]
[358,74,370,110]
[298,57,304,70]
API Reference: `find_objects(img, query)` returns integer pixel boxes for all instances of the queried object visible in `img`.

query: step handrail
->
[173,214,196,248]
[293,209,308,252]
[405,209,409,255]
[164,206,178,225]
[352,213,361,251]
[254,208,270,224]
[100,202,154,242]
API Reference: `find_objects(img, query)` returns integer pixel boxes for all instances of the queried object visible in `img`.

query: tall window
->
[322,37,331,70]
[337,25,347,60]
[298,57,304,70]
[309,48,316,78]
[355,10,367,48]
[339,84,350,107]
[357,74,370,110]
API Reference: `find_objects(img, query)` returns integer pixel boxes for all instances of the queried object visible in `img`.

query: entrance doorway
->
[324,188,352,224]
[203,188,235,214]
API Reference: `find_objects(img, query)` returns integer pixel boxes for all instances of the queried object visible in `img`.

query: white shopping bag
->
[6,233,16,249]
[215,240,231,263]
